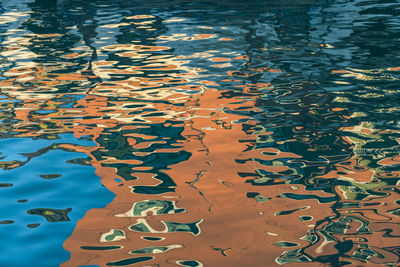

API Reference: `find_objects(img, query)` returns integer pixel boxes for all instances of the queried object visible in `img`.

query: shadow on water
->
[0,0,399,266]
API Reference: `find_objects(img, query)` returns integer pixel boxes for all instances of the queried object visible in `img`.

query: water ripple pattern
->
[0,0,399,266]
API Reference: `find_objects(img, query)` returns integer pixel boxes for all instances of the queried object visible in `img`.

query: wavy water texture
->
[0,0,399,266]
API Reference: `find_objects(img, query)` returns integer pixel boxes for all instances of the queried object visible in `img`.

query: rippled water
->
[0,0,399,266]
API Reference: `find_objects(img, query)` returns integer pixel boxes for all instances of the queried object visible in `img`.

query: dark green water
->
[0,0,399,266]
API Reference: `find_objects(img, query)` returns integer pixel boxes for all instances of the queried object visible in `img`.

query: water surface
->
[0,0,400,266]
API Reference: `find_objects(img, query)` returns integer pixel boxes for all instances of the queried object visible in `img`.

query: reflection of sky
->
[0,134,95,161]
[308,2,359,62]
[0,135,114,266]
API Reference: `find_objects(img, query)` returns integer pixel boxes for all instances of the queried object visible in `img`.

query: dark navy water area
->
[0,0,399,266]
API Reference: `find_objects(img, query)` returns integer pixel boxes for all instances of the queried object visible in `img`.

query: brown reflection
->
[59,84,332,266]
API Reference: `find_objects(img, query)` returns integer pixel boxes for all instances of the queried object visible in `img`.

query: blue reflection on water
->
[0,135,114,266]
